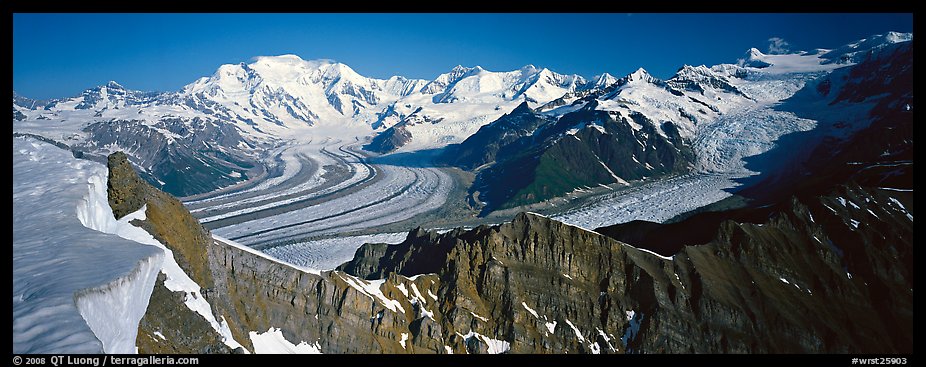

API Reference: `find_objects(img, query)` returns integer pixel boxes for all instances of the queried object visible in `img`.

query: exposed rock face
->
[108,152,214,289]
[472,104,694,213]
[440,102,553,170]
[89,117,256,197]
[107,152,227,354]
[206,238,449,353]
[364,124,412,154]
[340,185,911,353]
[107,152,151,219]
[135,274,232,354]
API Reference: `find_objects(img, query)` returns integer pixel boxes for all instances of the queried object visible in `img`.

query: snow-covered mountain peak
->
[255,53,307,62]
[85,80,128,94]
[248,54,337,73]
[673,64,727,79]
[420,65,481,94]
[745,47,767,61]
[884,31,913,43]
[210,55,366,90]
[739,48,773,68]
[520,64,540,73]
[316,61,367,83]
[626,67,657,83]
[822,31,913,64]
[589,73,618,89]
[246,56,329,85]
[64,80,159,111]
[104,80,126,90]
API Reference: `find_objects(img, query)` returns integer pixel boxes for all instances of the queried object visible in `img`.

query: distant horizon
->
[13,13,913,100]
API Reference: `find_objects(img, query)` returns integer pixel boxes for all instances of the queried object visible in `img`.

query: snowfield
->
[13,136,249,354]
[13,137,163,354]
[249,327,322,354]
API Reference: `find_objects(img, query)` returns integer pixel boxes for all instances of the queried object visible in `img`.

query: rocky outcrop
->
[364,124,412,154]
[135,274,232,354]
[472,104,694,213]
[440,102,552,170]
[107,152,227,354]
[207,238,452,353]
[108,152,214,288]
[339,182,911,353]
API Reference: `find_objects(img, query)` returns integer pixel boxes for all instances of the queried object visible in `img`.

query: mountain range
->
[13,32,912,207]
[13,55,621,197]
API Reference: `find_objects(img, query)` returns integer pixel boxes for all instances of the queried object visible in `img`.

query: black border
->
[7,2,917,364]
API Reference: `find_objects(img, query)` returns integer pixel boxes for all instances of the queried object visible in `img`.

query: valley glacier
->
[185,44,865,254]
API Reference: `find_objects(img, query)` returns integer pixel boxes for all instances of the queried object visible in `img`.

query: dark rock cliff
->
[364,124,412,154]
[206,238,451,353]
[108,152,214,288]
[341,185,911,353]
[107,152,229,353]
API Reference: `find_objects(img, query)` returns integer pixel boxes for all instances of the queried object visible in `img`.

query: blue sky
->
[13,13,912,100]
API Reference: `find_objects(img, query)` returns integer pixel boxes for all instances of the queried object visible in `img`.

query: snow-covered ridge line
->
[13,137,164,354]
[63,145,248,352]
[525,212,674,261]
[92,202,248,352]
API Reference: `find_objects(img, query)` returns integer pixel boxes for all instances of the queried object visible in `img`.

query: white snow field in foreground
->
[13,136,248,353]
[13,137,163,354]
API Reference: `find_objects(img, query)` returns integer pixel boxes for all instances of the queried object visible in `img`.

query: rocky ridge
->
[108,139,911,353]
